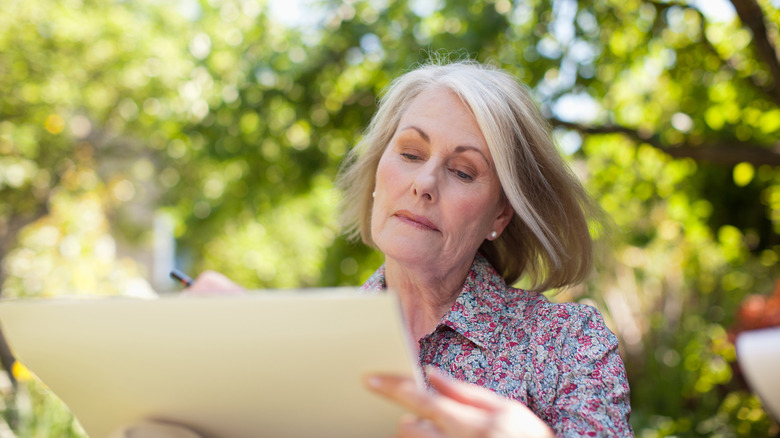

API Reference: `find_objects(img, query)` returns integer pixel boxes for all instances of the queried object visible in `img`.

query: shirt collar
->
[440,254,508,349]
[360,254,509,350]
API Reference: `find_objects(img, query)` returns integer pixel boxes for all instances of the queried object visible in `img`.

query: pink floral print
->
[361,254,633,437]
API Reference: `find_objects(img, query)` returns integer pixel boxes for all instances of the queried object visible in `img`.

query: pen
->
[169,268,194,288]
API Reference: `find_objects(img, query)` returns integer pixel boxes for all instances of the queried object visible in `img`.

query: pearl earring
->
[372,191,376,198]
[489,231,498,240]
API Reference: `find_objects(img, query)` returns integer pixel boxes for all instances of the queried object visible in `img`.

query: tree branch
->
[659,143,780,166]
[0,204,50,269]
[729,0,780,105]
[693,5,779,103]
[551,119,780,166]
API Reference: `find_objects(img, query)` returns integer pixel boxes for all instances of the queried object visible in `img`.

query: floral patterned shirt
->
[360,254,633,437]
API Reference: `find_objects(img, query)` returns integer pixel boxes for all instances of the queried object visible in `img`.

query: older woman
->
[335,61,632,437]
[187,61,632,437]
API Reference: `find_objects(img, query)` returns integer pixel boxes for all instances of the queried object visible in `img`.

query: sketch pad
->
[0,290,418,438]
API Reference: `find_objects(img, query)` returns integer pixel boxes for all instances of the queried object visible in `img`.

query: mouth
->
[394,210,440,232]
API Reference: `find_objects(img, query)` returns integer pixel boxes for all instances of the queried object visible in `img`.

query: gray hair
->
[337,61,601,291]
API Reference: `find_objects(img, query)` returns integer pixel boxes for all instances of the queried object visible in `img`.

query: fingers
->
[425,366,502,411]
[183,270,245,296]
[365,374,486,435]
[109,421,202,438]
[366,370,556,438]
[396,414,446,438]
[366,374,436,416]
[426,368,555,437]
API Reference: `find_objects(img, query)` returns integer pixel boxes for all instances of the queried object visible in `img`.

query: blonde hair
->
[337,61,602,291]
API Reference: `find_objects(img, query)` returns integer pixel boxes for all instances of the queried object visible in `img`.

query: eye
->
[401,152,420,161]
[453,169,473,181]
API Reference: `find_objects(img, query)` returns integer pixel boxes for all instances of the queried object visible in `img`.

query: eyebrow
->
[401,126,430,143]
[399,125,492,167]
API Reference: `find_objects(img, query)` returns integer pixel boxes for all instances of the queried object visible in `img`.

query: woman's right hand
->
[183,270,245,296]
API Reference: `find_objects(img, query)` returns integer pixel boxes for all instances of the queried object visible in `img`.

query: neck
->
[384,256,474,345]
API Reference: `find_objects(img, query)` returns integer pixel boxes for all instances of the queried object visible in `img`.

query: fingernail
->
[366,376,382,388]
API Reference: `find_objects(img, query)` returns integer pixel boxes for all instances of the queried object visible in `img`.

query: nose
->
[411,162,439,202]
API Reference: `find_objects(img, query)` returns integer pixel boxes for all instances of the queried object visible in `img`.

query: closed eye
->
[453,169,473,181]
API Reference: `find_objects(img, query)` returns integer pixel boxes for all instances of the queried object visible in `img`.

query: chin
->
[376,235,437,265]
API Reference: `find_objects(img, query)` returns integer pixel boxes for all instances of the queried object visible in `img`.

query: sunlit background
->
[1,0,779,436]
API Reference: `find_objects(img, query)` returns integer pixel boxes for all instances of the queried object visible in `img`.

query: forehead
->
[397,87,489,151]
[400,87,471,120]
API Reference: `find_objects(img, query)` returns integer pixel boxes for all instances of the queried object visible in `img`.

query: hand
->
[109,420,202,438]
[183,270,245,296]
[365,366,554,438]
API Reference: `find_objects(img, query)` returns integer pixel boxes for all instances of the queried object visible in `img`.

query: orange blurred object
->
[733,280,780,335]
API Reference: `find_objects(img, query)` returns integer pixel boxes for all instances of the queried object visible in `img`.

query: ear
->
[489,198,514,239]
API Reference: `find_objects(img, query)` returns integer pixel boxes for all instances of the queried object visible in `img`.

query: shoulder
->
[502,293,632,435]
[504,289,615,343]
[359,264,386,294]
[498,291,622,378]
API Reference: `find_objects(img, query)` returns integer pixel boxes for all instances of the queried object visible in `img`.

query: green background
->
[1,0,778,436]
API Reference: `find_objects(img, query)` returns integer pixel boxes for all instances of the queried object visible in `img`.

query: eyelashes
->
[400,152,475,182]
[453,170,473,181]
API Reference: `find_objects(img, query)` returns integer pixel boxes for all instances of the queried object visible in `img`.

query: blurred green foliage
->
[1,0,778,436]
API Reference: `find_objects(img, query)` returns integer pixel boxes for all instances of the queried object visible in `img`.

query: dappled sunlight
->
[0,0,778,436]
[3,190,152,299]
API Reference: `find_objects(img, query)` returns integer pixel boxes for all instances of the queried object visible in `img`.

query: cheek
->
[446,192,500,234]
[375,155,397,184]
[371,156,394,229]
[375,160,390,190]
[375,155,407,198]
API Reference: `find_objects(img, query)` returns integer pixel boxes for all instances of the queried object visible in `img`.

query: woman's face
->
[371,87,513,271]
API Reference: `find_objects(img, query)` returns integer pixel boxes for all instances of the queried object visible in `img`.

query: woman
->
[189,61,632,437]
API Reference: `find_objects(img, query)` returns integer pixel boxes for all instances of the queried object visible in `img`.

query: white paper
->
[0,289,418,438]
[736,327,780,420]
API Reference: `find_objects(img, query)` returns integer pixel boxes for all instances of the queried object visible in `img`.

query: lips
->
[394,210,440,232]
